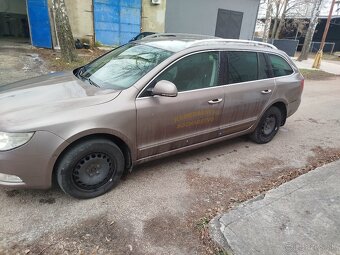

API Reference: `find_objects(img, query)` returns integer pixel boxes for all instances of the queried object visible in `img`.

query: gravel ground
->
[0,45,340,254]
[0,42,49,86]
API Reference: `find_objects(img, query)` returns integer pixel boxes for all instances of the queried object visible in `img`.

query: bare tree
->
[271,0,282,37]
[258,0,313,41]
[274,0,289,38]
[263,0,273,41]
[284,18,308,40]
[52,0,77,62]
[274,0,314,39]
[297,0,323,61]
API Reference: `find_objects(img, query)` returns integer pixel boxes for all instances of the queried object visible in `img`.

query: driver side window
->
[141,51,220,97]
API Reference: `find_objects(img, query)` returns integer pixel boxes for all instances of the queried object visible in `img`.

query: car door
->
[220,51,276,135]
[136,51,225,159]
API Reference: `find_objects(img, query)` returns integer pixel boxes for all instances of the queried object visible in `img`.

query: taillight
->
[300,79,304,92]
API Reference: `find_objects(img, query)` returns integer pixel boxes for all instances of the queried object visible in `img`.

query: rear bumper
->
[287,98,301,118]
[0,131,66,189]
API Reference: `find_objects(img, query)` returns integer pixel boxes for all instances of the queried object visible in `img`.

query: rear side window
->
[228,52,257,83]
[258,53,271,79]
[268,54,294,77]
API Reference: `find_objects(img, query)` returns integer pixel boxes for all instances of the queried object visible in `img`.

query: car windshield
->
[79,43,173,90]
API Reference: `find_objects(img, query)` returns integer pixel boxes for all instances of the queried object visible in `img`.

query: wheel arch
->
[251,100,288,132]
[51,132,134,187]
[272,101,287,126]
[266,101,287,126]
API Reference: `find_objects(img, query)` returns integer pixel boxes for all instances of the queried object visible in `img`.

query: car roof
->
[137,33,278,53]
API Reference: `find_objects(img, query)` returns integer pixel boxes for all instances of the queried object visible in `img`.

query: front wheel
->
[249,106,282,144]
[56,138,125,199]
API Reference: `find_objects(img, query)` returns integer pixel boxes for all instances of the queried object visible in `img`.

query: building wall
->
[48,0,94,47]
[142,0,166,32]
[64,0,94,43]
[165,0,260,40]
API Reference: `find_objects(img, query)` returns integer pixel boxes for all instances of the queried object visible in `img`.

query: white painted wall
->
[165,0,260,40]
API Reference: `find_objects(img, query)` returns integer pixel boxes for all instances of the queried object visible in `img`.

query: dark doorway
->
[0,0,30,40]
[215,9,243,39]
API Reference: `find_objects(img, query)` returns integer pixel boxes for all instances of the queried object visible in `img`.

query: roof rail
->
[141,33,277,50]
[189,39,277,49]
[142,33,216,40]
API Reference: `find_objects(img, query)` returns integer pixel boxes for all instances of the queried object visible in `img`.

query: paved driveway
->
[0,41,48,86]
[293,57,340,75]
[0,51,340,254]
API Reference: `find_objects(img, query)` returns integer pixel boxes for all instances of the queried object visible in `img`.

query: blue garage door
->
[27,0,52,48]
[94,0,141,46]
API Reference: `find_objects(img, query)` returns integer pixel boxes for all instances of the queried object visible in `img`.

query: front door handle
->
[261,89,272,94]
[208,98,223,104]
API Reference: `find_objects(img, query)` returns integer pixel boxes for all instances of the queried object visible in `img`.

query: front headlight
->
[0,132,34,151]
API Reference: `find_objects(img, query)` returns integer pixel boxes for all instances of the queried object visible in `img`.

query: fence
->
[309,42,335,53]
[254,38,299,57]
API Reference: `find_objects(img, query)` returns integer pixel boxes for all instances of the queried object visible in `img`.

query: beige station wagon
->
[0,34,304,198]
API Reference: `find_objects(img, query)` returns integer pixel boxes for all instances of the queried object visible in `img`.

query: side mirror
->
[152,80,178,97]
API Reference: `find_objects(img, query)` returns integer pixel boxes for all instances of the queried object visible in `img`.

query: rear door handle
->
[261,89,272,94]
[208,98,223,104]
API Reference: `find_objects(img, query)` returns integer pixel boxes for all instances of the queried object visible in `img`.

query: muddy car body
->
[0,34,303,198]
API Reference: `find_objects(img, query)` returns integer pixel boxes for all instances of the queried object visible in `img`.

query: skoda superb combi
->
[0,34,304,198]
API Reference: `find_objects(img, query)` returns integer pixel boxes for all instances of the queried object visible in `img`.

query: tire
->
[250,106,282,144]
[56,138,125,199]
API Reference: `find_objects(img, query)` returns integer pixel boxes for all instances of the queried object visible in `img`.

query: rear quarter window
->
[268,54,294,77]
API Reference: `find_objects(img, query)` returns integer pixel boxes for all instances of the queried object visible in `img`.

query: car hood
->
[0,72,120,131]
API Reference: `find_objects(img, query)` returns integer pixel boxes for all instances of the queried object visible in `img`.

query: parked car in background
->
[129,32,156,42]
[0,34,304,198]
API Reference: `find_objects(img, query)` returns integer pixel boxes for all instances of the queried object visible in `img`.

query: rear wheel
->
[56,138,125,199]
[250,106,282,144]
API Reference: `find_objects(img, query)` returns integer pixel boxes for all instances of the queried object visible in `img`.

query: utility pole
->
[312,0,336,68]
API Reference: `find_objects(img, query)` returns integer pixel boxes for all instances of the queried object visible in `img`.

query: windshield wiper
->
[78,68,100,88]
[87,77,100,88]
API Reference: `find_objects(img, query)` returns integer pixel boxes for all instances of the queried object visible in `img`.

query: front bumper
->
[0,131,67,189]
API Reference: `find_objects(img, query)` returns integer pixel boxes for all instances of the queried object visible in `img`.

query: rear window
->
[228,51,257,83]
[268,54,294,77]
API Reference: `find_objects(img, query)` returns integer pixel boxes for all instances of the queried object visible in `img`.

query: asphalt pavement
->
[0,45,340,254]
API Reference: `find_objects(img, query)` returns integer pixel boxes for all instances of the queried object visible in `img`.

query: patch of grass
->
[35,48,109,72]
[94,41,103,47]
[47,57,87,71]
[196,217,210,230]
[311,52,340,61]
[215,251,230,255]
[295,52,340,61]
[299,68,338,80]
[48,56,92,71]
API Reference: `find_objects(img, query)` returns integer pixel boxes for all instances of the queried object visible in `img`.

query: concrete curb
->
[208,160,340,255]
[209,194,266,254]
[209,214,234,255]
